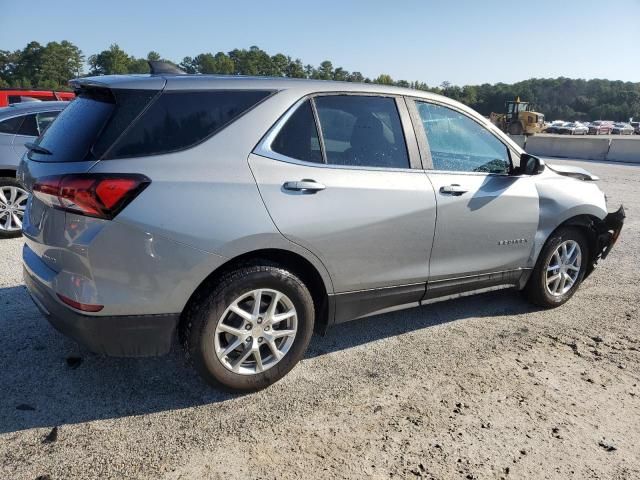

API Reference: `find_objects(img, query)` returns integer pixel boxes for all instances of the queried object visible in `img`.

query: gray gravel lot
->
[1,158,638,480]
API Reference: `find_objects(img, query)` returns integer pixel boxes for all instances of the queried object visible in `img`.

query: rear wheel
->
[525,227,590,308]
[0,177,27,239]
[181,264,315,391]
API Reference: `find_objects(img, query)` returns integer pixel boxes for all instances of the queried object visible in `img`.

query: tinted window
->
[92,89,158,158]
[416,102,510,174]
[107,90,271,158]
[0,115,24,134]
[314,95,409,169]
[271,100,322,163]
[30,90,115,163]
[17,114,39,136]
[36,111,61,134]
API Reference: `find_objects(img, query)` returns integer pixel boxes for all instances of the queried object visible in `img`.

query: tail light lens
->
[33,174,150,220]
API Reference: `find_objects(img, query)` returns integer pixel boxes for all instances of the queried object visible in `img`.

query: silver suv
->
[19,68,624,391]
[0,101,67,237]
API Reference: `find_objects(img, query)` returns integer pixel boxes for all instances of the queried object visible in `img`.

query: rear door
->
[250,94,437,321]
[0,115,24,167]
[408,99,539,298]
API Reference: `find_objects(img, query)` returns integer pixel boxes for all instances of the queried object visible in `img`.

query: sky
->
[2,0,639,86]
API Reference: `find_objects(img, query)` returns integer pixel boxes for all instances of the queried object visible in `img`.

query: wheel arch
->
[0,168,17,178]
[180,248,332,336]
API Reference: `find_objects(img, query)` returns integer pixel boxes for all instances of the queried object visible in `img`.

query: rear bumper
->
[24,267,178,357]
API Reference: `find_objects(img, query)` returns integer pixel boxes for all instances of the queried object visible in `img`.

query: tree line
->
[1,41,639,121]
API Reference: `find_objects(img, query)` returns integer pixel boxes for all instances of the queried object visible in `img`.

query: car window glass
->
[416,102,510,174]
[107,90,271,159]
[36,111,61,135]
[17,114,39,137]
[271,100,322,163]
[0,115,24,134]
[314,95,410,169]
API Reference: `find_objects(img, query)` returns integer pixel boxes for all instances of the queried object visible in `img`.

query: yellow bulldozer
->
[490,97,545,135]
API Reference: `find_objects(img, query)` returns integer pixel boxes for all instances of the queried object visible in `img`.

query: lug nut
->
[258,337,263,343]
[257,317,263,324]
[245,323,252,330]
[264,326,270,331]
[246,336,252,342]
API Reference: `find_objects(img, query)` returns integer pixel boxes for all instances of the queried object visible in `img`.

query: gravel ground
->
[0,158,638,480]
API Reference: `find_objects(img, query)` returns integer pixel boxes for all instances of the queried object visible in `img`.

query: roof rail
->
[147,61,186,75]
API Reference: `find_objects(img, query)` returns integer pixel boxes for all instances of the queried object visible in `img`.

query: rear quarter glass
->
[102,90,273,159]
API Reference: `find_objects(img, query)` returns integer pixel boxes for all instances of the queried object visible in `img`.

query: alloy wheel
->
[214,289,298,375]
[545,240,582,296]
[0,185,28,232]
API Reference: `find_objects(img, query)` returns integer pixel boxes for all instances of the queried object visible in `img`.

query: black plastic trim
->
[24,268,178,357]
[330,283,426,324]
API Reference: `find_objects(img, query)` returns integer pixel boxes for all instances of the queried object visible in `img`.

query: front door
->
[410,99,539,298]
[250,95,437,320]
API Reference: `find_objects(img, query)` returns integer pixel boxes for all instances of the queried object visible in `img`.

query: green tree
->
[88,44,132,75]
[38,41,84,88]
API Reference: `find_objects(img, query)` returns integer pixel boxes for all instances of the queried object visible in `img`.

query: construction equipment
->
[490,97,545,135]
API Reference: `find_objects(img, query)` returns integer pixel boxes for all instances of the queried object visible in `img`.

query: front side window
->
[271,100,322,163]
[314,95,410,169]
[416,102,510,174]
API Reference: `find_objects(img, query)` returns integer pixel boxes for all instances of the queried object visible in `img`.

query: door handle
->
[439,184,468,196]
[283,179,326,193]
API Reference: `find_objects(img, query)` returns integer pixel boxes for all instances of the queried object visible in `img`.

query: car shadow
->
[0,284,537,434]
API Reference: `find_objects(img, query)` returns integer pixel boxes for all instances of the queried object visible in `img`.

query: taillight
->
[33,174,150,219]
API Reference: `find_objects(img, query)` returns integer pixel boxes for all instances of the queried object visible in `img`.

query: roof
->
[71,73,441,99]
[68,74,524,154]
[0,101,69,118]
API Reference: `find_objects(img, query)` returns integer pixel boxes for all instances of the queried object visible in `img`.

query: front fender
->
[530,175,608,268]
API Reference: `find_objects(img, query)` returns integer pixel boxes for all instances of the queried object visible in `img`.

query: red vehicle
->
[587,120,614,135]
[0,89,75,107]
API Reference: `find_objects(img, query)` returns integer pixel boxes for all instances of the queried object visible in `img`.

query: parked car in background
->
[18,69,625,391]
[588,121,614,135]
[544,121,567,134]
[0,101,67,237]
[611,123,634,135]
[557,122,589,135]
[629,121,640,134]
[0,89,74,107]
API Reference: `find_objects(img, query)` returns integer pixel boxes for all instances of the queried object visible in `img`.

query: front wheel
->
[181,264,315,391]
[0,177,28,239]
[525,227,590,308]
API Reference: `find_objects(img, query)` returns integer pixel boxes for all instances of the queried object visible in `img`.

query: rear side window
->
[0,116,24,134]
[105,90,272,159]
[314,95,410,169]
[271,100,322,163]
[17,114,39,136]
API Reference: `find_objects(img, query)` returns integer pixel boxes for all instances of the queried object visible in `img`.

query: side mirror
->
[518,153,545,175]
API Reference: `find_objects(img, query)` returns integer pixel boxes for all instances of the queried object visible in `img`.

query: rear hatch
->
[19,78,165,271]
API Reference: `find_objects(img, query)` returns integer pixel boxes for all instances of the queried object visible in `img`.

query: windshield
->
[30,89,115,163]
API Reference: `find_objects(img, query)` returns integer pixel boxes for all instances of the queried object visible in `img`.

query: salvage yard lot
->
[1,158,638,480]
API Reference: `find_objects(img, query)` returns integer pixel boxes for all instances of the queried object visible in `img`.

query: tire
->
[508,122,523,135]
[525,227,590,308]
[0,176,27,239]
[181,264,315,392]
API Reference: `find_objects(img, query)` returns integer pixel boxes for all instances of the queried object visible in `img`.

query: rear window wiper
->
[25,142,52,155]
